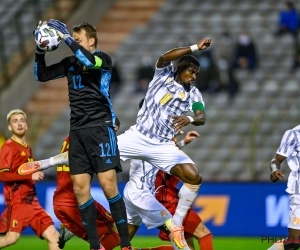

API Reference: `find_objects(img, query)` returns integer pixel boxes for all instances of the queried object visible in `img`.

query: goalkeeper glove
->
[33,20,46,54]
[47,19,74,46]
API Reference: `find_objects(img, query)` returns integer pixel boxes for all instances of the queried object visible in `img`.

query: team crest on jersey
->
[160,210,168,217]
[12,219,18,228]
[167,77,172,83]
[179,91,185,100]
[160,92,173,105]
[21,151,26,156]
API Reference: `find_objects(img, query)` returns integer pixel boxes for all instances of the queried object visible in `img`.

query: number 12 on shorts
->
[99,142,116,157]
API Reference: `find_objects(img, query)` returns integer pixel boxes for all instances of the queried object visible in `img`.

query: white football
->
[35,24,61,52]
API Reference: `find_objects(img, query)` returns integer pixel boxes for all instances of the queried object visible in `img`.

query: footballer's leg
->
[0,232,20,248]
[165,163,201,249]
[42,225,60,250]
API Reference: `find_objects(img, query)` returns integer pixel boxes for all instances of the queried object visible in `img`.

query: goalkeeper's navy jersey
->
[34,43,116,130]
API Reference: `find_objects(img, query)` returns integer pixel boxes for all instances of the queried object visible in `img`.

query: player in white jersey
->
[117,37,212,249]
[268,125,300,250]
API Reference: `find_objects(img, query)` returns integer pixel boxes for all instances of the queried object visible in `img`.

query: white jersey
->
[276,125,300,194]
[129,159,159,195]
[136,62,204,142]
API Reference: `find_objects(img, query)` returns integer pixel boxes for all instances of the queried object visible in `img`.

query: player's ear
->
[89,37,95,48]
[8,124,12,132]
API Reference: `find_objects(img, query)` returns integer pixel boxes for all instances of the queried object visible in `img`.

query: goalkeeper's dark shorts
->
[69,126,122,175]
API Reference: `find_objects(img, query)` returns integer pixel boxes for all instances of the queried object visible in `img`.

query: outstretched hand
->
[197,38,212,50]
[184,131,199,144]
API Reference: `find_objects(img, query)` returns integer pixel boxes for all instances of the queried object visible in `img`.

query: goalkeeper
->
[33,20,131,250]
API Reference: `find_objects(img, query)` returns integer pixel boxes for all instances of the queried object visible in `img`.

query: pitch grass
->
[3,236,271,249]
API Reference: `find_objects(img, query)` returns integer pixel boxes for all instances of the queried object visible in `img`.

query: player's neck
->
[11,135,27,147]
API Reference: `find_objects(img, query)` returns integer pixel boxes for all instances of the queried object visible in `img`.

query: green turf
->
[2,236,272,249]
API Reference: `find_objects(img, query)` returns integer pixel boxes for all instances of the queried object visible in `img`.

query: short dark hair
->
[176,54,200,73]
[139,98,144,109]
[72,22,98,47]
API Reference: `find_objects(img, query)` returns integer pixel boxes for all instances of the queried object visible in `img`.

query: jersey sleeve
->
[276,130,297,157]
[0,144,13,172]
[34,53,73,81]
[189,87,205,112]
[70,42,112,70]
[0,144,31,182]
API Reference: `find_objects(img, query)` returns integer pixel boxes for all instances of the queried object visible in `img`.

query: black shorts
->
[69,126,122,175]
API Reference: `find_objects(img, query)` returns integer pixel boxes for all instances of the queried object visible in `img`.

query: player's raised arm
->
[48,19,106,70]
[156,38,212,68]
[33,21,69,82]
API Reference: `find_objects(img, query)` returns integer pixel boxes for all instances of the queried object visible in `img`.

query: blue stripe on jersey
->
[34,62,38,80]
[99,69,116,127]
[107,127,116,156]
[34,62,65,80]
[74,50,94,68]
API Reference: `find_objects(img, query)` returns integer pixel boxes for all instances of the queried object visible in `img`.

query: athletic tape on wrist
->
[270,163,279,173]
[177,140,186,149]
[187,116,194,123]
[190,44,199,52]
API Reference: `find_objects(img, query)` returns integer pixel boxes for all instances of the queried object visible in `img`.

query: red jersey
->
[154,169,180,204]
[0,139,36,205]
[53,135,78,206]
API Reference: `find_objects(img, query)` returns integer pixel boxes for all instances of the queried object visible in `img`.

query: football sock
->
[108,193,131,247]
[198,233,214,250]
[101,232,120,250]
[132,246,173,250]
[172,183,200,225]
[78,197,100,249]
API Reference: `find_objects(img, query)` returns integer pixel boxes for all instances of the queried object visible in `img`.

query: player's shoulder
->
[94,50,111,59]
[1,139,15,150]
[289,125,300,134]
[190,86,203,98]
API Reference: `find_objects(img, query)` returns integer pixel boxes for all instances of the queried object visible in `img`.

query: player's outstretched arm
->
[18,152,69,175]
[156,38,212,68]
[269,154,285,182]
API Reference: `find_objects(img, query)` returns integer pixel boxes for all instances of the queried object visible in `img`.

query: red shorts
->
[54,201,115,241]
[158,203,201,241]
[0,201,54,238]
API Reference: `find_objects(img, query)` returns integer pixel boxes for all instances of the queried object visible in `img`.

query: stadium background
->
[0,0,299,249]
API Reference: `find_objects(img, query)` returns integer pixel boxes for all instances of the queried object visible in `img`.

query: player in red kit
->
[0,109,60,250]
[155,134,214,250]
[54,135,120,250]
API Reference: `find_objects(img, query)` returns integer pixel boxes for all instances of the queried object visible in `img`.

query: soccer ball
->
[35,24,61,52]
